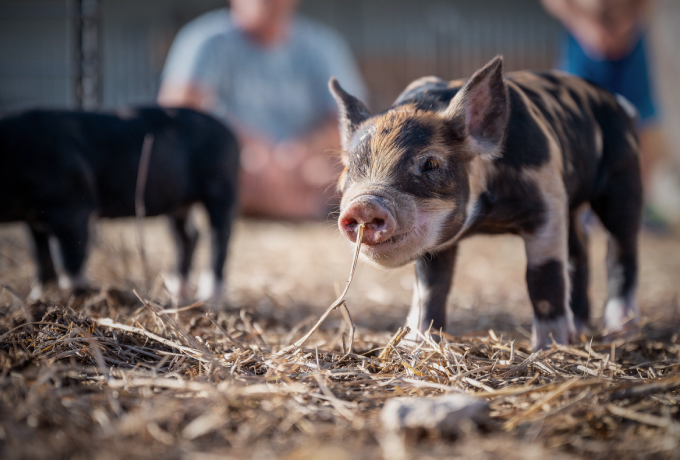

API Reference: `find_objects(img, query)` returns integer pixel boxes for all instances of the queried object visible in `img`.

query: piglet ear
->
[329,77,371,152]
[443,56,508,155]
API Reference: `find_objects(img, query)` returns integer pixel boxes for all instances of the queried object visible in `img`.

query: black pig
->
[0,107,239,301]
[331,56,642,350]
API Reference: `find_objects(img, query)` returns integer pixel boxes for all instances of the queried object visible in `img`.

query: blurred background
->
[1,0,679,219]
[0,0,561,112]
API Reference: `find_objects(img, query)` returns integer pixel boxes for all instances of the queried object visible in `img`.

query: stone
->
[380,394,488,435]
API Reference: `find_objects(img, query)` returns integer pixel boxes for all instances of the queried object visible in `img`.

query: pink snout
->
[339,196,396,245]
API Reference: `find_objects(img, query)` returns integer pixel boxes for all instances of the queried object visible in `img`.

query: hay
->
[2,222,680,458]
[274,224,363,357]
[2,287,680,459]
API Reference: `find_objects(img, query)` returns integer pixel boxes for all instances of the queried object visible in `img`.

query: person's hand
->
[157,82,213,111]
[541,0,651,60]
[238,120,342,219]
[573,18,639,59]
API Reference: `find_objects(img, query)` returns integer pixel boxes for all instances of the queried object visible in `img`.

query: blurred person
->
[158,0,367,220]
[542,0,667,228]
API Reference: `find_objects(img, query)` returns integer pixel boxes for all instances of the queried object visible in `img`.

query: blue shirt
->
[161,9,368,141]
[559,32,657,126]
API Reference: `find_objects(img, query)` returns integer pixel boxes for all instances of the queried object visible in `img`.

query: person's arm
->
[158,32,278,149]
[287,23,366,154]
[541,0,653,59]
[157,18,228,114]
[157,81,213,111]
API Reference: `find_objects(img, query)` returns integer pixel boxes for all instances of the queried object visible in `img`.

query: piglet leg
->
[406,244,457,341]
[523,210,575,350]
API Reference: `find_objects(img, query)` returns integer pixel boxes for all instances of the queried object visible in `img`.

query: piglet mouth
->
[370,231,408,247]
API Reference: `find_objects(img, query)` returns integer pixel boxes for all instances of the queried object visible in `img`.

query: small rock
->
[380,394,488,435]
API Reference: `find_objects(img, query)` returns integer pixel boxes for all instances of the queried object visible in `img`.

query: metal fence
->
[0,0,224,112]
[0,1,75,110]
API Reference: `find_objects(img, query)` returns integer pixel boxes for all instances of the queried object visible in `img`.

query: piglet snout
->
[339,196,396,245]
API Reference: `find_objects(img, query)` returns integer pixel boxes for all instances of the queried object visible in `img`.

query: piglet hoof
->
[531,315,576,351]
[603,297,640,342]
[28,283,44,301]
[196,272,225,310]
[29,280,62,301]
[61,272,92,296]
[162,272,191,300]
[403,321,442,344]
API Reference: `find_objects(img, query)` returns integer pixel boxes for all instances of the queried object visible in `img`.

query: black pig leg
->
[406,244,458,340]
[590,160,642,336]
[169,209,198,297]
[599,233,639,334]
[568,207,590,336]
[28,223,58,285]
[204,197,237,304]
[49,208,91,290]
[523,206,575,350]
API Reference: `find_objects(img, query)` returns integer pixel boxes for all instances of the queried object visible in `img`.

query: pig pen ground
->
[1,213,680,460]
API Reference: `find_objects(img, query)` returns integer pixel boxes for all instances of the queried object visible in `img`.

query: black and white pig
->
[330,56,642,350]
[0,107,239,300]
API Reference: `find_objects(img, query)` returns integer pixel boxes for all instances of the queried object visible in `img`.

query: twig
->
[208,316,244,352]
[464,377,496,393]
[76,326,110,381]
[608,375,680,401]
[134,290,212,357]
[338,301,356,360]
[158,301,205,315]
[606,403,675,429]
[134,133,154,291]
[94,318,205,361]
[379,326,411,361]
[0,321,68,342]
[274,224,364,357]
[504,377,580,429]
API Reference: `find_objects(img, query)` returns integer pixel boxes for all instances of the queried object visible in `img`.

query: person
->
[158,0,367,219]
[541,0,665,224]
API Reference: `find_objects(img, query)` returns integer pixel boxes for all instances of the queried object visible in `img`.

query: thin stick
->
[0,321,69,342]
[607,375,680,401]
[94,318,205,360]
[274,224,364,357]
[158,301,205,315]
[207,316,244,352]
[76,327,110,381]
[133,290,222,367]
[606,403,674,428]
[503,377,580,429]
[338,301,355,360]
[135,133,154,291]
[378,326,411,361]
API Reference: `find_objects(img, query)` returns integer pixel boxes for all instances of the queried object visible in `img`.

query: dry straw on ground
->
[2,232,680,458]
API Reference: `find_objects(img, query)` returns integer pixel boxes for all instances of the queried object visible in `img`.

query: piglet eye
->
[422,158,441,172]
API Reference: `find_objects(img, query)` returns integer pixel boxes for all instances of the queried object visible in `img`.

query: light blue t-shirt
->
[161,9,368,142]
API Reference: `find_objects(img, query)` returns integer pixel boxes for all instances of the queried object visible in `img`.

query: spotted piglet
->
[330,56,642,350]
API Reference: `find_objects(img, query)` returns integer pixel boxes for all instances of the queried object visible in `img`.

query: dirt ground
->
[1,213,680,459]
[3,212,679,334]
